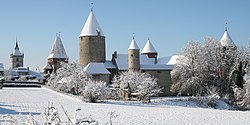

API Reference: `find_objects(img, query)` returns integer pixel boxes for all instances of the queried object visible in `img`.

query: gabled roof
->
[84,63,110,75]
[79,10,104,37]
[141,39,157,54]
[47,35,68,59]
[219,30,235,47]
[128,37,140,50]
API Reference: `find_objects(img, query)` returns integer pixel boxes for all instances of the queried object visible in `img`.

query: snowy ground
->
[1,87,250,125]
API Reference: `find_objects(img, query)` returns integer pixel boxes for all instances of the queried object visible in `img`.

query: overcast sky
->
[0,0,249,71]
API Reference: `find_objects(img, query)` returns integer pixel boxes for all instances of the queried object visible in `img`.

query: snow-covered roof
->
[79,10,104,37]
[157,55,181,65]
[219,31,235,47]
[128,38,140,50]
[43,63,52,70]
[104,61,116,69]
[47,35,68,59]
[115,54,174,70]
[84,63,111,75]
[141,39,157,54]
[11,42,23,56]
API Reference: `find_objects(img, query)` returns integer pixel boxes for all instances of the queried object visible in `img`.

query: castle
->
[43,9,236,96]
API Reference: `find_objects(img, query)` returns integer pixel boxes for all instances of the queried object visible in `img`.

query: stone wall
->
[79,35,106,67]
[142,70,173,96]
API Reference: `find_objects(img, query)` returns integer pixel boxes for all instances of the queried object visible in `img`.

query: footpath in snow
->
[0,87,250,125]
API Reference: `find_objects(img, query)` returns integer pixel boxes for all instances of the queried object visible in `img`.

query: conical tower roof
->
[141,38,157,54]
[48,34,68,59]
[79,10,104,37]
[128,37,140,50]
[219,26,235,47]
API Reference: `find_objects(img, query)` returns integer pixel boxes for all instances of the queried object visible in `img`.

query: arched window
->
[16,58,19,61]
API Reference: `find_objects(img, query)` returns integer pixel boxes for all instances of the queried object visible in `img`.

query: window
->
[131,54,133,57]
[16,58,19,61]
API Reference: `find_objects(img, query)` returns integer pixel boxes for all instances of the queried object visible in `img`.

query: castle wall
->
[142,70,174,96]
[79,36,106,67]
[92,74,110,84]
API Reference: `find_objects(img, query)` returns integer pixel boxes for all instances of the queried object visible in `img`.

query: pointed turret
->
[128,37,140,50]
[79,10,104,37]
[141,38,158,63]
[47,33,68,73]
[128,37,140,71]
[79,9,106,67]
[219,24,236,48]
[48,34,68,59]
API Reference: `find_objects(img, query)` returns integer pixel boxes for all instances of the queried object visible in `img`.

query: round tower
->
[79,10,106,67]
[10,40,24,69]
[128,37,140,71]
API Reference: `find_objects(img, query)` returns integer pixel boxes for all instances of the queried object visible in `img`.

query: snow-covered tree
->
[112,71,162,101]
[81,80,109,103]
[48,62,91,95]
[171,37,247,97]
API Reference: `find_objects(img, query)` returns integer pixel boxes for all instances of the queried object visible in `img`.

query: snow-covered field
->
[1,87,250,125]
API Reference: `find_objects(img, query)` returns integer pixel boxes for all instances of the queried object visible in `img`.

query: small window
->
[131,54,133,57]
[16,58,19,61]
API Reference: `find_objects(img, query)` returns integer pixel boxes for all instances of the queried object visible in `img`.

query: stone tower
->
[141,38,158,64]
[128,37,140,71]
[10,40,24,69]
[47,33,68,74]
[79,9,105,67]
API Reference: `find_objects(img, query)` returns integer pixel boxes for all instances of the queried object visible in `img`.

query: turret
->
[141,37,158,64]
[79,9,106,67]
[47,33,68,74]
[128,37,140,71]
[219,23,236,51]
[10,38,24,69]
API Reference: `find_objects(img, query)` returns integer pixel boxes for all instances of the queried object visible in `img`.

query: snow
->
[141,39,157,54]
[84,63,111,74]
[220,31,235,47]
[128,38,140,50]
[79,10,104,37]
[1,87,250,125]
[47,35,68,59]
